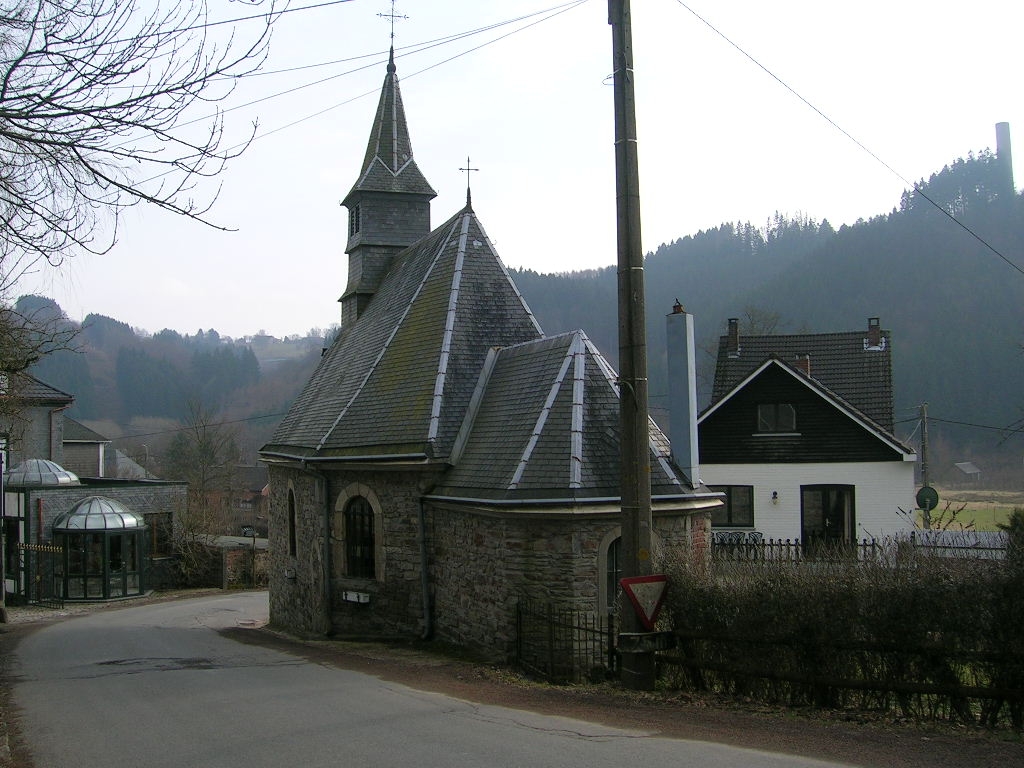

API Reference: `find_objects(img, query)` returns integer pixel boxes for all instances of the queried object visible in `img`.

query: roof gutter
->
[262,450,430,464]
[424,491,723,508]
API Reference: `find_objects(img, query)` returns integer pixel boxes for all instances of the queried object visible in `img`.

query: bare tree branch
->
[0,0,278,378]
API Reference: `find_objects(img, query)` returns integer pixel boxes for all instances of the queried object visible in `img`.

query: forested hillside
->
[22,295,328,465]
[514,150,1024,483]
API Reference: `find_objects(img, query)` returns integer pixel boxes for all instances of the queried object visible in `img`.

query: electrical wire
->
[671,0,1024,278]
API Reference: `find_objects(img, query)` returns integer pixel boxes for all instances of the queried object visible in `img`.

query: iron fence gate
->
[20,543,64,609]
[514,599,616,683]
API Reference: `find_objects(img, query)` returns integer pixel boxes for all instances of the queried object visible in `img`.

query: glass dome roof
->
[52,496,146,531]
[4,458,81,488]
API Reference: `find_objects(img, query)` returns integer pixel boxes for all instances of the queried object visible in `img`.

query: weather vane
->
[459,156,479,207]
[378,0,407,43]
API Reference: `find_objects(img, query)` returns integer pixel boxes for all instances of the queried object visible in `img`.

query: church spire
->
[344,48,435,200]
[340,49,436,326]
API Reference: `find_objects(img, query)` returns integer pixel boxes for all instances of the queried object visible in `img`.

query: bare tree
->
[162,400,240,584]
[0,0,278,381]
[0,0,276,263]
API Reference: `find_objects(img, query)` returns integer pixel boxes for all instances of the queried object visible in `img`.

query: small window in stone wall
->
[605,537,621,613]
[344,496,375,579]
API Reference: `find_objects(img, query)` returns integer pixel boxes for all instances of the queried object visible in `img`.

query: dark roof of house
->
[263,206,545,461]
[712,320,893,430]
[702,357,913,456]
[430,331,691,502]
[63,418,110,443]
[342,48,435,204]
[4,374,73,405]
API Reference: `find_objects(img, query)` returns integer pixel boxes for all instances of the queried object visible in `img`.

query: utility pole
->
[1,451,6,623]
[609,0,654,690]
[920,402,931,528]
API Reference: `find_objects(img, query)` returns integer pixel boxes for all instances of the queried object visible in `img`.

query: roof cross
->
[378,0,407,43]
[459,156,479,208]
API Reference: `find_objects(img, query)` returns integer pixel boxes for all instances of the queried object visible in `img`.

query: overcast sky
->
[16,0,1024,339]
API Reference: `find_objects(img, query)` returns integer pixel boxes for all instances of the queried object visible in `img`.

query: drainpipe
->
[302,462,333,637]
[418,499,433,640]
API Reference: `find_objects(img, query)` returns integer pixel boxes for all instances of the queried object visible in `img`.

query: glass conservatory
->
[51,496,147,600]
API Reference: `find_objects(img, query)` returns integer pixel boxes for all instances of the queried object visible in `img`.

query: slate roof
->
[712,321,893,430]
[64,417,109,443]
[430,331,691,502]
[2,374,73,404]
[342,48,435,204]
[263,206,544,461]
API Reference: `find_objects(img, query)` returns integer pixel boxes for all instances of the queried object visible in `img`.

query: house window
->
[757,403,796,433]
[344,496,375,579]
[287,490,297,558]
[709,486,754,527]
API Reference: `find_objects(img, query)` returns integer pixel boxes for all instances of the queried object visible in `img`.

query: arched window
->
[597,528,623,615]
[287,489,297,557]
[606,537,622,610]
[344,496,375,579]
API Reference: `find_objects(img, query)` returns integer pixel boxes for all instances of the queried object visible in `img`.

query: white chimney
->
[667,300,700,488]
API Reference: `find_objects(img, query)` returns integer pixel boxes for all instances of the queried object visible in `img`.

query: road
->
[8,592,854,768]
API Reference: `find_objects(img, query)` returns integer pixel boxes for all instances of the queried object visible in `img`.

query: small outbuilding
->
[51,496,147,600]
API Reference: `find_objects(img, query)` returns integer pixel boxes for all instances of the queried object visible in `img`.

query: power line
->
[126,2,591,184]
[106,411,289,443]
[671,0,1024,278]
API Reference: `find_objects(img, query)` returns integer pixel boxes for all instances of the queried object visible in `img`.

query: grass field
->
[932,488,1024,531]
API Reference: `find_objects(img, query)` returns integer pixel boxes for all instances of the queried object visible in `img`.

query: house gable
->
[699,360,911,464]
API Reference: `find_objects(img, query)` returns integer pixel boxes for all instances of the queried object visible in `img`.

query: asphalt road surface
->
[8,592,859,768]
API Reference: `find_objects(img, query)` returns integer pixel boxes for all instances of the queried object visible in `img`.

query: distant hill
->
[22,300,329,466]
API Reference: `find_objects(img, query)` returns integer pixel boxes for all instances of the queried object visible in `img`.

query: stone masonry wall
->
[266,465,443,639]
[265,459,712,658]
[267,466,329,636]
[429,504,712,661]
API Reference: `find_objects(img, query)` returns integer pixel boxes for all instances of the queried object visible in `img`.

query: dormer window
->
[349,204,361,237]
[757,403,796,433]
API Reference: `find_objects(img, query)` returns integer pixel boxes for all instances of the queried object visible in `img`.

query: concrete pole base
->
[619,650,656,690]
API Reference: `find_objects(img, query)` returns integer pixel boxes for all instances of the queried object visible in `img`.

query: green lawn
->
[931,489,1023,531]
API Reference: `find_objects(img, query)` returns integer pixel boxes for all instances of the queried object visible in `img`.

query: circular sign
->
[916,485,939,512]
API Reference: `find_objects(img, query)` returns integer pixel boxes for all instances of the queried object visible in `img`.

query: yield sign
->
[619,574,668,631]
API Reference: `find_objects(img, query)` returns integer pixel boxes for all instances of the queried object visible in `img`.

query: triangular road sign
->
[619,574,668,631]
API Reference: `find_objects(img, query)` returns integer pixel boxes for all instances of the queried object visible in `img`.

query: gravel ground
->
[2,590,1022,768]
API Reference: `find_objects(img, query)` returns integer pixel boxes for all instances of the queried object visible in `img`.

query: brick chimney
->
[726,317,740,358]
[866,317,882,350]
[794,353,811,377]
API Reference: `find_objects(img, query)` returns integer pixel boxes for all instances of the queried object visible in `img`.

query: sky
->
[15,0,1024,339]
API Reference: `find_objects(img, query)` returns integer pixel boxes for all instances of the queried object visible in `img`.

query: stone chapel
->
[259,50,717,658]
